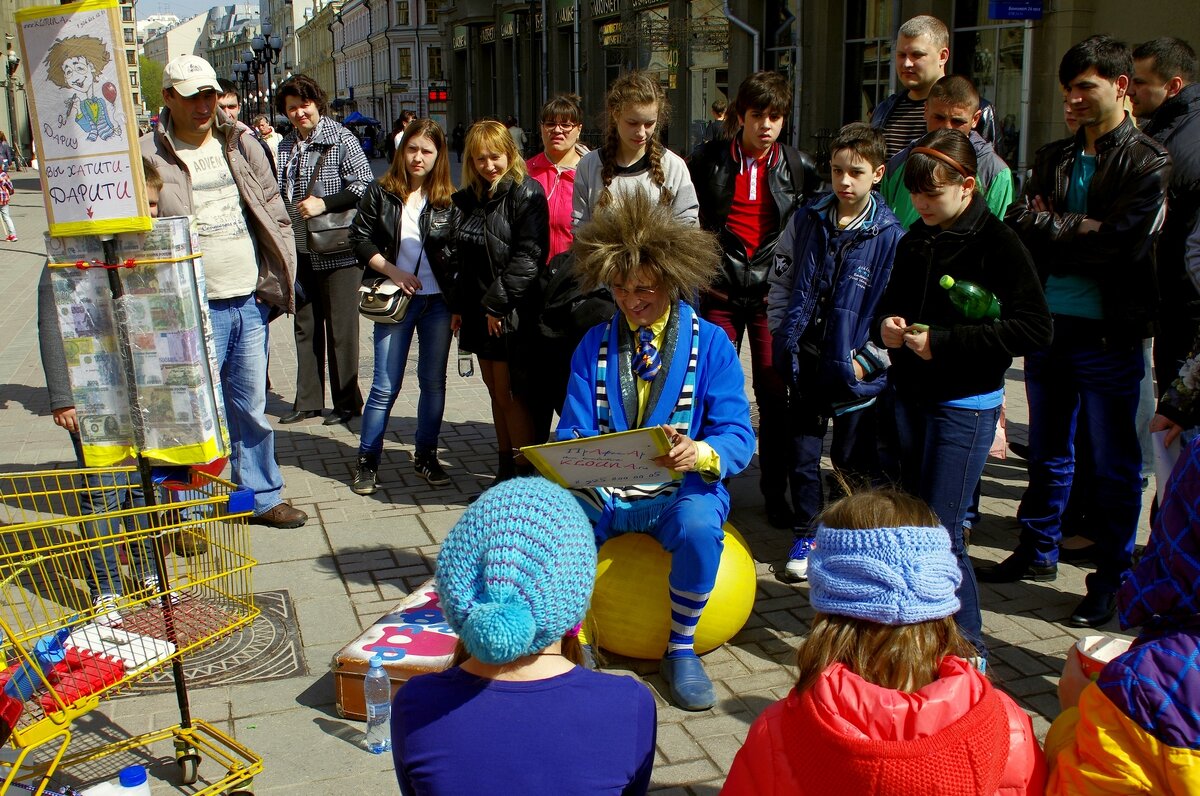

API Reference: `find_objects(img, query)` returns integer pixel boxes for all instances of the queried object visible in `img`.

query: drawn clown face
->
[62,55,98,95]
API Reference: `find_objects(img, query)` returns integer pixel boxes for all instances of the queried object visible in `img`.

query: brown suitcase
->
[331,579,458,719]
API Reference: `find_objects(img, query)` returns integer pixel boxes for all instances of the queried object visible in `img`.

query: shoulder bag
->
[358,196,416,323]
[304,144,357,255]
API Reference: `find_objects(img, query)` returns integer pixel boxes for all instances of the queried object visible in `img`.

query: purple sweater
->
[392,665,657,795]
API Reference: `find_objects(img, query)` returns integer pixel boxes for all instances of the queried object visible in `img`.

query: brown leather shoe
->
[249,502,308,529]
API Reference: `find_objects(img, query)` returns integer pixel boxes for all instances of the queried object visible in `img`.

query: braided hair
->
[598,71,673,210]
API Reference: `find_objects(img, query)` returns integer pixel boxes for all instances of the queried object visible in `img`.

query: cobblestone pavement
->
[0,168,1151,794]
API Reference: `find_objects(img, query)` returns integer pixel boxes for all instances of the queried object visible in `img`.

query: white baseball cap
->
[162,55,220,97]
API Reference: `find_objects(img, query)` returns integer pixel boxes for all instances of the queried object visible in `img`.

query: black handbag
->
[302,146,356,255]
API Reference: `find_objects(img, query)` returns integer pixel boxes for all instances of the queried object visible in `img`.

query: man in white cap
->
[141,54,307,529]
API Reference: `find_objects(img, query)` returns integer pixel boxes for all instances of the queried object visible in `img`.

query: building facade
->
[143,13,210,69]
[295,0,341,111]
[434,0,1200,173]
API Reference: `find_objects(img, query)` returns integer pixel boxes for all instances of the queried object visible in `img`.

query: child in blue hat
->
[391,477,657,796]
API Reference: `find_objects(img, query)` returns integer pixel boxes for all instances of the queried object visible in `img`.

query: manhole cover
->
[129,590,306,692]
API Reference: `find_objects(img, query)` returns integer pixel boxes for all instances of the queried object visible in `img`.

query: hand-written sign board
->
[17,0,150,236]
[522,426,679,489]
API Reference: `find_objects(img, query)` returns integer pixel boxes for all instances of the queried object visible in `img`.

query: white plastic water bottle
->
[363,654,392,754]
[457,341,474,378]
[79,764,153,795]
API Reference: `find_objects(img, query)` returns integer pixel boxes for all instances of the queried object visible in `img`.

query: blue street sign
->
[989,0,1043,20]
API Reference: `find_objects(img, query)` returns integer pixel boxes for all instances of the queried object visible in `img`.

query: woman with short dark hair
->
[275,74,374,427]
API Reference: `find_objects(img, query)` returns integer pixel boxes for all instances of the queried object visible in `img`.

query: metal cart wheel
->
[227,791,253,795]
[177,753,201,785]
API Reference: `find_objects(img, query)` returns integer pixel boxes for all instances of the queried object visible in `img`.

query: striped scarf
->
[575,305,700,533]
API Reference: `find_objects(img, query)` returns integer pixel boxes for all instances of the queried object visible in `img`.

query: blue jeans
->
[70,434,156,599]
[788,387,879,533]
[208,295,285,515]
[359,294,452,457]
[895,396,1000,655]
[1018,328,1144,594]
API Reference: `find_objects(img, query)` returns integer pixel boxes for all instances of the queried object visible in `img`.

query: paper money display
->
[47,216,230,466]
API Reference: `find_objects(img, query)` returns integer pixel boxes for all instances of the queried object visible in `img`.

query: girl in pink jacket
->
[723,488,1045,795]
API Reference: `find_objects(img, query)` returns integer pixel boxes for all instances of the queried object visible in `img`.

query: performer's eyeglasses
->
[610,284,658,299]
[541,121,579,131]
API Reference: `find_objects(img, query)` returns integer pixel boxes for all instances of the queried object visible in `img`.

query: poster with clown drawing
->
[17,0,150,236]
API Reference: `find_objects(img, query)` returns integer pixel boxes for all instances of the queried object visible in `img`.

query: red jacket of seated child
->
[722,655,1046,795]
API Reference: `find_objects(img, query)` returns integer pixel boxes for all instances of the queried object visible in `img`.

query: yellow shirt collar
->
[624,306,672,337]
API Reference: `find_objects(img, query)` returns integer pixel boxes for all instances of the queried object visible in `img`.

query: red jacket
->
[722,656,1045,795]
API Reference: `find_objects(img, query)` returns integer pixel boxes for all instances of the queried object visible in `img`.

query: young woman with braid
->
[572,71,699,228]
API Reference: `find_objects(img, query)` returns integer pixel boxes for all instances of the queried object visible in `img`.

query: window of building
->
[395,1,409,26]
[427,46,442,79]
[952,0,1027,167]
[398,47,411,78]
[425,3,437,25]
[124,28,135,44]
[126,50,137,66]
[122,5,133,21]
[842,0,893,124]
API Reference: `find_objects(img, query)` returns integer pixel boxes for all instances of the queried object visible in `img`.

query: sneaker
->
[414,454,450,486]
[143,577,182,605]
[351,455,379,495]
[5,235,16,242]
[782,536,815,582]
[93,594,122,627]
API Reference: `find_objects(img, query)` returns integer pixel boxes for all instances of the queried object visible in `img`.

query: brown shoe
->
[249,502,308,529]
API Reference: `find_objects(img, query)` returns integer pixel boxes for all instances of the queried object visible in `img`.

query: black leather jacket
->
[689,138,820,306]
[1141,83,1200,315]
[1005,114,1171,342]
[349,181,457,300]
[450,176,549,317]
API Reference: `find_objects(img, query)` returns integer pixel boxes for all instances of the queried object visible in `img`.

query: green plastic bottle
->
[939,275,1001,320]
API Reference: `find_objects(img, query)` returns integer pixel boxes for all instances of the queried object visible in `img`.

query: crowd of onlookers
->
[31,13,1200,791]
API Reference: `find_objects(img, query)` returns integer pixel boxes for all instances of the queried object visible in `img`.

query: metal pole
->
[1018,19,1033,178]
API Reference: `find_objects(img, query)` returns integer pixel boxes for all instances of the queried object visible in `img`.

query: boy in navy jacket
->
[767,123,904,580]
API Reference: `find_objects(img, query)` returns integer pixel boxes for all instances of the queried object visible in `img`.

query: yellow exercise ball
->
[587,523,757,660]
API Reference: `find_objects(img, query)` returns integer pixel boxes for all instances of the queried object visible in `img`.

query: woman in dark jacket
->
[874,129,1052,657]
[276,74,374,426]
[347,119,457,495]
[451,120,549,481]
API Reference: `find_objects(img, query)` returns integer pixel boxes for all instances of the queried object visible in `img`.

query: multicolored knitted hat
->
[435,478,597,665]
[809,524,962,625]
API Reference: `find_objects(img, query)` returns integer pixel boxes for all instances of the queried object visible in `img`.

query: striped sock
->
[665,587,711,658]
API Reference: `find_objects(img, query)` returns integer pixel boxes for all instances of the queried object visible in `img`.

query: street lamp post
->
[4,47,21,169]
[243,49,264,116]
[252,22,283,122]
[233,62,253,122]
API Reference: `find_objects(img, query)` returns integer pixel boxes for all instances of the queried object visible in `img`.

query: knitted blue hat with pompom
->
[435,478,597,665]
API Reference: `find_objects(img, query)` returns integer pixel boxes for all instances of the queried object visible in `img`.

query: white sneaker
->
[143,577,182,605]
[783,536,815,582]
[93,594,122,627]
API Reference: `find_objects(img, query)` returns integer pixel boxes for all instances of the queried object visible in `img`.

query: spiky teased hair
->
[572,188,720,299]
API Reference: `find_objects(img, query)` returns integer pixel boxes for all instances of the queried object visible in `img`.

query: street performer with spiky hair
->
[556,189,756,711]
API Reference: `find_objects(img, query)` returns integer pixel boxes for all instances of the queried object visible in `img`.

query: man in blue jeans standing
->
[141,55,307,529]
[984,36,1170,628]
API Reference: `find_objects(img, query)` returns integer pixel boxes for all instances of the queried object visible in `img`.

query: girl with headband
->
[872,128,1051,659]
[723,488,1046,794]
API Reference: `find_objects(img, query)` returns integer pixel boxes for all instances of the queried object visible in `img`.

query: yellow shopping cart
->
[0,466,262,795]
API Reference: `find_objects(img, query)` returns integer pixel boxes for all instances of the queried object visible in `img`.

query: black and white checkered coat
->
[278,115,373,271]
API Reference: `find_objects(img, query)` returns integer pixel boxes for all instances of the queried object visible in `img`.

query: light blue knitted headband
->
[809,524,961,626]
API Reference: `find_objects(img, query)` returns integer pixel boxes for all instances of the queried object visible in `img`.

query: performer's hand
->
[852,359,865,380]
[53,407,78,434]
[487,314,504,337]
[881,316,907,348]
[653,424,698,472]
[450,314,462,334]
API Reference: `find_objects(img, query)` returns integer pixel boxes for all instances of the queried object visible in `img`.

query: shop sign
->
[591,0,621,19]
[556,0,575,26]
[480,24,496,44]
[452,25,467,50]
[987,0,1042,19]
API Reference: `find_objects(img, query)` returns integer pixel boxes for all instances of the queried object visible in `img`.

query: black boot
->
[351,453,380,495]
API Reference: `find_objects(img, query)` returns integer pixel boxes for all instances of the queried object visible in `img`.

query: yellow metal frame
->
[0,467,261,795]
